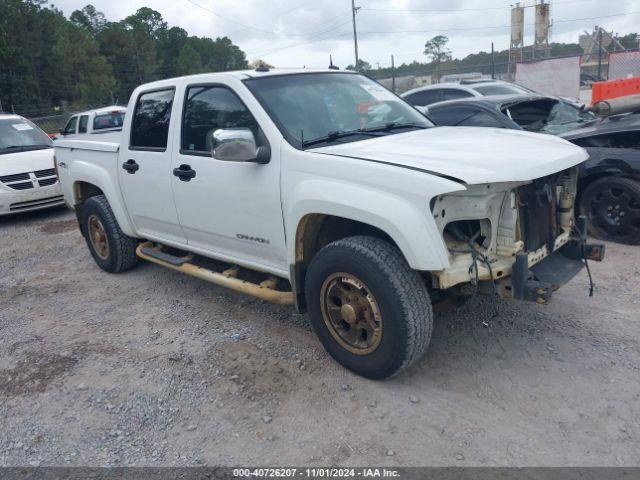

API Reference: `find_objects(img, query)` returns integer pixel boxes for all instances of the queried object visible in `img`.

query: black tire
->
[304,236,433,379]
[80,195,139,273]
[579,176,640,245]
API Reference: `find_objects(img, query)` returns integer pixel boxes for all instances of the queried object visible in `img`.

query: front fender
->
[286,179,454,271]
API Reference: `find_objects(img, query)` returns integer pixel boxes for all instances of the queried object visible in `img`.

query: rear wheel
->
[80,195,139,272]
[579,177,640,245]
[305,236,433,379]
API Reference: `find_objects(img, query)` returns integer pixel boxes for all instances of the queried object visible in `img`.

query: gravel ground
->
[0,207,639,467]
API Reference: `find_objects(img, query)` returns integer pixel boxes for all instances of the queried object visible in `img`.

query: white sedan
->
[0,114,64,215]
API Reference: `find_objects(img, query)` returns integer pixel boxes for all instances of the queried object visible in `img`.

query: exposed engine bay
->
[430,167,581,293]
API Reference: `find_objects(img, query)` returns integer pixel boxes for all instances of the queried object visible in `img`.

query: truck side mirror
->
[211,128,269,164]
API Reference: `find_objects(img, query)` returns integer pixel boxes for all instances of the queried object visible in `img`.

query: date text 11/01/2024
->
[233,468,401,478]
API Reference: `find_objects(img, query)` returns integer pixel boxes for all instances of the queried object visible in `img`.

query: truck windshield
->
[245,73,433,149]
[0,118,52,155]
[93,111,125,131]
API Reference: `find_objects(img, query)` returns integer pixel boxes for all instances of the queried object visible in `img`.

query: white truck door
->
[118,88,187,245]
[170,83,287,273]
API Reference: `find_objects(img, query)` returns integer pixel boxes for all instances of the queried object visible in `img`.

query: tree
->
[346,59,372,72]
[424,35,451,80]
[0,0,250,114]
[249,59,274,70]
[70,4,106,37]
[176,43,202,75]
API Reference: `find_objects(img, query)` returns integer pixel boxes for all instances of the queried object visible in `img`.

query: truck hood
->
[311,127,588,185]
[0,147,55,176]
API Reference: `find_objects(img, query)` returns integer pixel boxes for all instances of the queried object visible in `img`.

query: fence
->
[369,50,636,96]
[608,50,640,80]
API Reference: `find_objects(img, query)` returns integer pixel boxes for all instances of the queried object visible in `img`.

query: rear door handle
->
[122,159,139,174]
[173,164,196,182]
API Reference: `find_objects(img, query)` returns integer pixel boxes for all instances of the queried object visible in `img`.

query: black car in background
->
[415,94,640,245]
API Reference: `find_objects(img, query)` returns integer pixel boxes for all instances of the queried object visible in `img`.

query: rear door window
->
[130,89,175,150]
[405,89,442,107]
[78,115,89,133]
[442,89,475,101]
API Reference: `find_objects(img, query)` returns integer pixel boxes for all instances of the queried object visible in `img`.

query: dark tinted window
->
[429,106,503,128]
[130,89,175,150]
[442,89,475,101]
[63,116,78,135]
[473,84,531,96]
[405,89,441,107]
[573,130,640,149]
[182,86,258,153]
[94,112,125,131]
[78,115,89,133]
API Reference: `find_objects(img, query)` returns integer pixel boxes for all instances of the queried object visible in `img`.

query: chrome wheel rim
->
[87,214,110,260]
[320,272,383,355]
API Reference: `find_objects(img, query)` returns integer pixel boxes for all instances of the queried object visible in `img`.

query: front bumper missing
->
[508,236,605,305]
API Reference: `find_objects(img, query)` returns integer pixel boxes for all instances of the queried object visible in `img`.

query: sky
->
[51,0,640,69]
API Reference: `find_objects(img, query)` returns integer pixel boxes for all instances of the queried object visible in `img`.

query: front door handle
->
[122,159,139,174]
[173,164,196,182]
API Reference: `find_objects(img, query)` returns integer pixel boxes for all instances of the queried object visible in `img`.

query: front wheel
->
[579,176,640,245]
[79,195,139,272]
[304,236,433,379]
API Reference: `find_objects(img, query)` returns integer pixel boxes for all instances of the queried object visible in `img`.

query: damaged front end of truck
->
[431,166,605,304]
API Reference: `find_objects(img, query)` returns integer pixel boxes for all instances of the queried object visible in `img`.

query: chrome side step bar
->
[135,242,295,305]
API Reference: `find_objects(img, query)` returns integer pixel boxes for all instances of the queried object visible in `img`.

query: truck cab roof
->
[133,69,355,91]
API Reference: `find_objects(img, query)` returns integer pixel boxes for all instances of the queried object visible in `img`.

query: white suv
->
[0,114,63,215]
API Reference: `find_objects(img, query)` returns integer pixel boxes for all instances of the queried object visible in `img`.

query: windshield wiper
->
[2,144,50,150]
[361,122,430,133]
[301,129,383,149]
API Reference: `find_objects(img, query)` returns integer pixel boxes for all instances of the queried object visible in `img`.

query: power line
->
[249,9,638,59]
[185,0,350,40]
[358,10,640,35]
[247,19,353,56]
[184,0,275,34]
[360,0,611,14]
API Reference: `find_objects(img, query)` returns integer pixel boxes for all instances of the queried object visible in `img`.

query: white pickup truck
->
[55,68,604,379]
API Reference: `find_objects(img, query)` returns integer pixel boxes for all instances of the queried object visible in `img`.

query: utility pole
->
[351,0,360,69]
[391,55,396,93]
[597,26,604,81]
[491,42,495,79]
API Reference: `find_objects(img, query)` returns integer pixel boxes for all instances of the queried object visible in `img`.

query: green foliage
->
[346,59,372,72]
[424,35,452,64]
[0,0,248,113]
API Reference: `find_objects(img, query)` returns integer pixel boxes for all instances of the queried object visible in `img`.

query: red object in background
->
[591,77,640,104]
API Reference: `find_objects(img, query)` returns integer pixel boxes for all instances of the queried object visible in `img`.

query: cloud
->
[52,0,639,69]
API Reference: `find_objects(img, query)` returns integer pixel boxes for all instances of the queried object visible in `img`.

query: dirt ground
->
[1,207,639,467]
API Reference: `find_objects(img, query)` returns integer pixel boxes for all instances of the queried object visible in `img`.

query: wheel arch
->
[290,209,447,312]
[70,169,137,238]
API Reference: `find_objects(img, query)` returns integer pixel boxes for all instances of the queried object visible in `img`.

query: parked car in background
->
[59,106,126,139]
[55,69,603,379]
[418,94,640,244]
[401,79,534,109]
[0,114,63,215]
